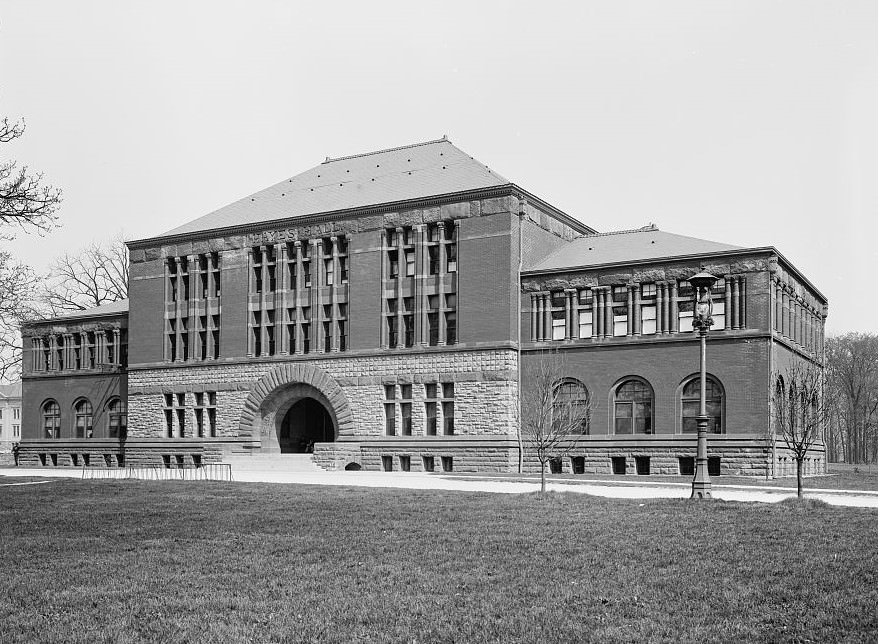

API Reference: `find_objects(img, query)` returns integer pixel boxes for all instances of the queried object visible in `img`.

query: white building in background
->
[0,382,22,452]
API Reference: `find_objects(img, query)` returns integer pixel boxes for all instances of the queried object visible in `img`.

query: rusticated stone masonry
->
[127,348,518,443]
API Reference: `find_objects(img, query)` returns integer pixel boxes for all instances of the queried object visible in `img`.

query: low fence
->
[81,464,233,482]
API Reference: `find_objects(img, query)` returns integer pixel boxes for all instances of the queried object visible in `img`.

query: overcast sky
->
[1,1,875,334]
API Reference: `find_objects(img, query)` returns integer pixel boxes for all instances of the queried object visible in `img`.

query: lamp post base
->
[690,414,712,499]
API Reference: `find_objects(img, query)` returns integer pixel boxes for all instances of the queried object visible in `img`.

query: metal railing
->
[81,464,233,482]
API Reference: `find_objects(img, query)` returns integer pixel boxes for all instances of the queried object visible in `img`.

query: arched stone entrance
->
[239,364,355,453]
[276,386,335,453]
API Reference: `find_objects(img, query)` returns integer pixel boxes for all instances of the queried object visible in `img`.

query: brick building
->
[18,138,828,476]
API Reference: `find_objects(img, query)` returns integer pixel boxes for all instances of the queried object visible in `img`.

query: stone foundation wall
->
[16,442,224,468]
[520,445,771,477]
[127,349,518,443]
[314,442,518,473]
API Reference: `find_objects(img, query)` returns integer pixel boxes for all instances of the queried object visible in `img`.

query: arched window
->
[614,379,653,434]
[42,400,61,439]
[553,379,591,435]
[107,398,127,439]
[681,377,724,434]
[74,399,94,438]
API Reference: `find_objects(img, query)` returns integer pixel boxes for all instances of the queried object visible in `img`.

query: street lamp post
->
[688,271,718,499]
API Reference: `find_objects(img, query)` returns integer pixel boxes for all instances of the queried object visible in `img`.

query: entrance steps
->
[223,453,325,473]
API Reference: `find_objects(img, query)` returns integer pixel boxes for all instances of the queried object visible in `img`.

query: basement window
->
[635,456,650,475]
[422,456,435,472]
[441,456,453,472]
[678,457,695,476]
[611,456,626,475]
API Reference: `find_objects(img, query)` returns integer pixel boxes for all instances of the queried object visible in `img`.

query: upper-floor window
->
[553,379,591,434]
[614,378,653,435]
[74,399,94,439]
[612,286,628,337]
[681,377,724,434]
[43,400,60,439]
[107,398,127,439]
[641,283,657,335]
[577,289,593,338]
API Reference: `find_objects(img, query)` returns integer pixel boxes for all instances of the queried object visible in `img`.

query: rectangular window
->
[641,283,656,299]
[571,456,585,475]
[388,250,399,279]
[425,401,437,436]
[679,457,695,476]
[324,259,333,285]
[442,401,454,435]
[400,403,412,436]
[384,403,396,436]
[635,456,650,475]
[302,323,310,354]
[399,455,411,472]
[708,457,721,477]
[339,257,348,284]
[422,455,435,472]
[385,385,396,400]
[338,320,347,352]
[613,306,627,337]
[641,305,657,335]
[611,456,626,475]
[303,261,312,288]
[428,246,440,275]
[678,300,694,333]
[441,456,453,472]
[387,316,398,347]
[552,311,566,341]
[445,311,457,345]
[713,301,726,330]
[382,455,393,472]
[13,409,19,420]
[405,250,415,276]
[578,310,593,338]
[446,244,457,273]
[427,312,439,346]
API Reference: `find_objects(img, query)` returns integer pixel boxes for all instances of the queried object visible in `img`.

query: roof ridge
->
[322,136,450,164]
[583,224,658,238]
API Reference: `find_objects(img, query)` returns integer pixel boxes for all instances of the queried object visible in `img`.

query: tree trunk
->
[796,457,804,499]
[540,460,546,494]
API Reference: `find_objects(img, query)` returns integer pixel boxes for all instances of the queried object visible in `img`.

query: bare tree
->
[1,116,62,233]
[41,234,129,314]
[0,114,62,381]
[772,362,830,498]
[825,333,878,465]
[0,254,42,380]
[521,351,591,493]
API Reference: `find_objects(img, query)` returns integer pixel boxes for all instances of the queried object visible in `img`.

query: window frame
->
[680,375,725,434]
[612,378,654,435]
[42,399,61,439]
[74,398,94,439]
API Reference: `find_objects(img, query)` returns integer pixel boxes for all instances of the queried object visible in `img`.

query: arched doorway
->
[279,397,334,453]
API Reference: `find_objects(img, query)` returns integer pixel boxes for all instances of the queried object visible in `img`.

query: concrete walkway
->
[2,467,877,508]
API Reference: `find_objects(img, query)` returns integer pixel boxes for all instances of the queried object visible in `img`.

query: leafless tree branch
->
[521,350,592,492]
[0,116,61,234]
[772,361,831,498]
[40,233,129,314]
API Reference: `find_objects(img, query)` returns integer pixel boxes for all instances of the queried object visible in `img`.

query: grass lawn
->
[1,481,876,643]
